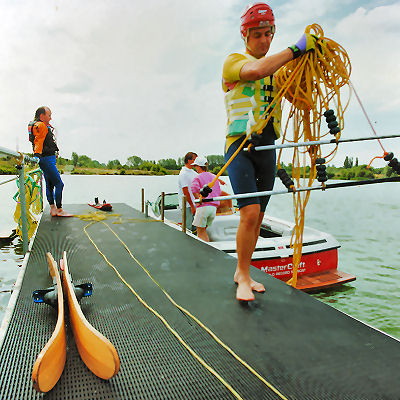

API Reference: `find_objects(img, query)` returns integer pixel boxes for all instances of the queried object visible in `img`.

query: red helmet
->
[240,3,275,40]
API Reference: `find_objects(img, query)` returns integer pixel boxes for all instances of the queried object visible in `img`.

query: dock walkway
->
[1,204,399,399]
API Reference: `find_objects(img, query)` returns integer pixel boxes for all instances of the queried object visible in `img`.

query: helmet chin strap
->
[243,30,249,47]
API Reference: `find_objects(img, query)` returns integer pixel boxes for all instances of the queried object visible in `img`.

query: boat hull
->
[252,248,338,279]
[150,193,356,292]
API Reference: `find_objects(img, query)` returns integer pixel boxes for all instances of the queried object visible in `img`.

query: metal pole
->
[161,192,165,222]
[145,201,149,217]
[0,146,37,164]
[244,133,400,152]
[182,197,187,232]
[17,163,29,255]
[200,176,400,203]
[141,188,145,213]
[0,146,21,158]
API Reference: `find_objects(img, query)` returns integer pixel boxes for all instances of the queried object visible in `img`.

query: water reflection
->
[312,284,356,303]
[0,238,24,318]
[0,238,24,256]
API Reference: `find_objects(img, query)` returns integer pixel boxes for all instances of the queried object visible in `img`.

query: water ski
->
[31,253,66,393]
[61,251,120,379]
[88,197,112,211]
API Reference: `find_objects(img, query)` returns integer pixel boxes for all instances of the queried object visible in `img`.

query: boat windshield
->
[154,193,179,216]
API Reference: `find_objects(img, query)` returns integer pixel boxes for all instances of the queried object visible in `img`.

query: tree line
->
[55,153,227,175]
[0,153,396,179]
[279,155,395,180]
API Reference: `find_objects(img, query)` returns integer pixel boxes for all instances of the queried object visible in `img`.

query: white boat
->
[150,193,356,291]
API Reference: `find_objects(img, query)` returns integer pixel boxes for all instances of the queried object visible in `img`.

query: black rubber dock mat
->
[1,203,399,400]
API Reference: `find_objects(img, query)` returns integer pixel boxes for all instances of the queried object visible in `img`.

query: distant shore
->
[0,158,179,176]
[61,165,180,176]
[0,156,394,180]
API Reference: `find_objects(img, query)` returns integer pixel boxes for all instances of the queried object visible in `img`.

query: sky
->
[0,0,399,167]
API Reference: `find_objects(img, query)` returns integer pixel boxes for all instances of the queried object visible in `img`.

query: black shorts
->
[224,122,276,212]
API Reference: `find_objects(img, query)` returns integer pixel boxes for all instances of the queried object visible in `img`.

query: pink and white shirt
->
[191,172,221,208]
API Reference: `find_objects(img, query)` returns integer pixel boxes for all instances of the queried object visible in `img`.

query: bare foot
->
[234,273,265,293]
[50,204,57,217]
[249,280,265,293]
[55,208,74,217]
[236,280,255,302]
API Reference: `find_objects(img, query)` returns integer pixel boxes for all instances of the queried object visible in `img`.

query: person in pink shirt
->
[191,156,221,242]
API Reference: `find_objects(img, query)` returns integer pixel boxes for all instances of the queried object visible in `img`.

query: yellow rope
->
[83,222,244,400]
[275,24,351,287]
[77,211,122,223]
[76,211,167,225]
[83,220,289,400]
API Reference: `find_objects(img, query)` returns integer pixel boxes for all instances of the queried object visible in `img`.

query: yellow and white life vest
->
[224,53,282,140]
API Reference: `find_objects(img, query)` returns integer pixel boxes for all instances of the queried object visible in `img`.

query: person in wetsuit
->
[222,3,319,301]
[31,106,72,217]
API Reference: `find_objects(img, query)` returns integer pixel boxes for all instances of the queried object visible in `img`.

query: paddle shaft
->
[199,176,400,203]
[243,134,400,152]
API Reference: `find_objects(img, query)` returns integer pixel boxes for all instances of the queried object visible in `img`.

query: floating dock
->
[0,203,399,399]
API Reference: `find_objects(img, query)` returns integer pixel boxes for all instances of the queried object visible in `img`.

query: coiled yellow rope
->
[274,23,351,287]
[82,217,289,400]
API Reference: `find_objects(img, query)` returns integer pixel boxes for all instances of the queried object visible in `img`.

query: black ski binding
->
[33,282,93,309]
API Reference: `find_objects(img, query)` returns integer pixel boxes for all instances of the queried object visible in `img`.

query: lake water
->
[1,174,399,339]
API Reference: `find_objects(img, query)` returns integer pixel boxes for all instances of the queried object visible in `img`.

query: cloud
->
[0,0,398,167]
[55,73,93,94]
[335,4,400,113]
[0,0,237,162]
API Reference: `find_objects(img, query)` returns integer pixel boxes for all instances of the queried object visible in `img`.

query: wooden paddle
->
[32,253,66,393]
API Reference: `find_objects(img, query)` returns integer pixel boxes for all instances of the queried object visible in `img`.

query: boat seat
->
[207,215,239,242]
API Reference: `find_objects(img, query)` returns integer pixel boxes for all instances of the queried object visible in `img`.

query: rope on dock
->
[76,211,164,225]
[83,220,289,400]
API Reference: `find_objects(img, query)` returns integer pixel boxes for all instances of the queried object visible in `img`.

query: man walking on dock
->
[222,3,318,300]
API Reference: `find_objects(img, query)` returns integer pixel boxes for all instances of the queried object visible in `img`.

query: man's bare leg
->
[234,204,265,301]
[197,227,209,242]
[242,211,265,292]
[234,210,265,293]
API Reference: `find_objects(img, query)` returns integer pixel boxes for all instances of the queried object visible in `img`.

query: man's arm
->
[240,33,320,81]
[239,48,293,81]
[182,186,196,215]
[33,123,48,156]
